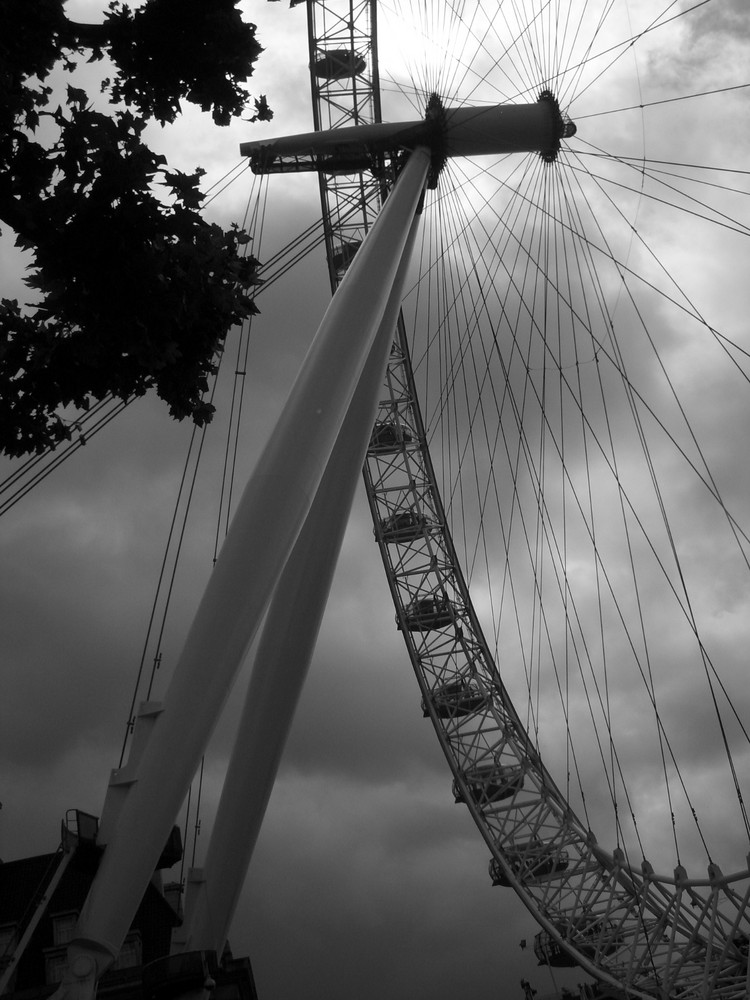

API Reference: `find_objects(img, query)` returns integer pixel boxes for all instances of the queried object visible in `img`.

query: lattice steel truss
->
[306,0,383,291]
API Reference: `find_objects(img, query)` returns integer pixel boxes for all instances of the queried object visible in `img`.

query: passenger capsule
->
[369,420,413,453]
[453,761,524,805]
[534,929,579,968]
[379,510,431,542]
[422,678,485,717]
[313,49,366,80]
[400,594,453,631]
[332,240,361,272]
[534,919,620,967]
[489,840,569,886]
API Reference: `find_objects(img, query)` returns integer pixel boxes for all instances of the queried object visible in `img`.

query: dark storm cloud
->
[240,767,578,1000]
[685,0,750,43]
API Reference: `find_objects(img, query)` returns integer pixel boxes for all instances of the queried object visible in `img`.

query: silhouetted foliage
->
[0,0,271,457]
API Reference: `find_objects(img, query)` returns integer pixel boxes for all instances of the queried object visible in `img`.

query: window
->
[51,912,78,947]
[112,931,142,971]
[44,926,141,984]
[45,912,79,985]
[45,949,68,985]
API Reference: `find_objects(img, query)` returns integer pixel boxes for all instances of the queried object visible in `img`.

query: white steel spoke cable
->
[485,318,645,843]
[437,181,477,567]
[554,0,619,110]
[550,160,680,851]
[563,0,716,111]
[0,397,130,517]
[488,157,750,393]
[442,188,518,584]
[0,210,332,517]
[418,160,640,808]
[575,144,750,227]
[449,2,553,107]
[546,154,750,846]
[512,0,555,93]
[445,164,747,572]
[560,163,749,627]
[477,2,539,100]
[220,319,254,543]
[413,155,542,443]
[561,144,750,571]
[450,176,536,587]
[575,82,750,120]
[567,158,750,237]
[0,166,267,517]
[0,394,113,496]
[402,3,503,107]
[577,152,750,194]
[494,260,688,860]
[388,0,429,96]
[551,152,607,826]
[447,287,635,851]
[432,175,544,532]
[118,416,203,760]
[552,159,684,856]
[424,141,750,860]
[212,173,270,557]
[203,158,253,207]
[439,2,487,106]
[388,0,484,107]
[418,170,560,756]
[315,0,750,990]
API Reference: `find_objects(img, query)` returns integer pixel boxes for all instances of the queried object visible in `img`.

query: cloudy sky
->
[2,2,750,999]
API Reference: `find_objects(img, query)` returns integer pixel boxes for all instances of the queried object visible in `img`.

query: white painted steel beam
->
[178,211,423,957]
[240,101,560,170]
[51,147,431,1000]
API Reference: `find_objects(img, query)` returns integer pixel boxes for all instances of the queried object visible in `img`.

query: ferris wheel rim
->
[302,2,750,996]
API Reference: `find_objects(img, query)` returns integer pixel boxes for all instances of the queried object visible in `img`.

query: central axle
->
[240,91,576,184]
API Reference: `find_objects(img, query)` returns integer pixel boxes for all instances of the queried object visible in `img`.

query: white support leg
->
[176,209,423,958]
[53,147,431,998]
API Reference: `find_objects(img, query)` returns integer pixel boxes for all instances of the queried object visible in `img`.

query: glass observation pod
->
[399,594,454,632]
[489,840,570,886]
[378,509,434,543]
[421,677,487,718]
[313,49,367,81]
[453,761,525,806]
[332,240,361,273]
[368,420,413,453]
[534,921,622,968]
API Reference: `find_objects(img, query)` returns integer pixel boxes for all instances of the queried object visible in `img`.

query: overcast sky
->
[2,3,750,1000]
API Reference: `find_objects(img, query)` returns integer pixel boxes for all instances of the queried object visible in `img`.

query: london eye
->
[294,1,750,995]
[2,2,749,999]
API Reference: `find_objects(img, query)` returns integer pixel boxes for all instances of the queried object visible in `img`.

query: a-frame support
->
[51,146,432,1000]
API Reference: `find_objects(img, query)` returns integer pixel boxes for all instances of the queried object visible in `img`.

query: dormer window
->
[51,911,78,947]
[112,931,142,970]
[44,911,79,984]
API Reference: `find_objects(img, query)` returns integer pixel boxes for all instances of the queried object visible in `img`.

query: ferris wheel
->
[286,1,750,997]
[5,3,748,999]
